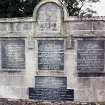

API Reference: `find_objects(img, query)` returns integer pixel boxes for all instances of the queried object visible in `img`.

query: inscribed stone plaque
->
[35,76,67,89]
[29,88,74,101]
[77,40,104,72]
[1,40,25,69]
[38,40,64,70]
[36,3,61,32]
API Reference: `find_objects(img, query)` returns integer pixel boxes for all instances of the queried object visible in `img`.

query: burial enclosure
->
[0,0,105,102]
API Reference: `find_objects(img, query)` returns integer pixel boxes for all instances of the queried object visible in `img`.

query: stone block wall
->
[0,0,105,102]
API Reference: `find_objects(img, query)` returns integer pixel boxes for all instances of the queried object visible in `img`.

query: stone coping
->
[65,16,105,21]
[0,16,105,23]
[0,17,33,23]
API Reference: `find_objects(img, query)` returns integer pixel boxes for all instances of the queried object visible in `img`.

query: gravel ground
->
[0,99,104,105]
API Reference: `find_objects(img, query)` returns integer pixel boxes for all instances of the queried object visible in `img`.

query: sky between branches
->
[84,0,105,16]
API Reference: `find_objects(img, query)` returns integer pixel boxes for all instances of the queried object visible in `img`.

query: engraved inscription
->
[36,3,61,32]
[29,88,74,101]
[77,40,104,72]
[1,40,25,69]
[38,40,64,70]
[35,76,67,89]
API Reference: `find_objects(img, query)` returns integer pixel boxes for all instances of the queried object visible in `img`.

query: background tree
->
[62,0,99,17]
[0,0,40,17]
[0,0,99,18]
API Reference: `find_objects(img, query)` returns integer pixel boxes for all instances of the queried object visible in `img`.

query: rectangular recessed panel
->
[71,22,92,30]
[29,88,74,101]
[77,40,104,73]
[35,76,67,89]
[93,22,105,30]
[1,40,25,69]
[38,40,64,70]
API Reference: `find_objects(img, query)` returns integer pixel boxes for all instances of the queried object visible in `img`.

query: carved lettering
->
[38,40,64,70]
[1,40,25,69]
[77,40,104,72]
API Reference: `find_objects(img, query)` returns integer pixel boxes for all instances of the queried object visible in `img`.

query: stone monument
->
[0,0,105,102]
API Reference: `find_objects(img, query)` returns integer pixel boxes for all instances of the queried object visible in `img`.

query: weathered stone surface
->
[35,76,67,89]
[1,39,25,70]
[0,23,7,32]
[91,77,105,90]
[70,22,92,31]
[93,21,105,30]
[29,88,74,101]
[0,0,105,102]
[74,89,93,102]
[77,78,91,88]
[35,2,61,33]
[77,40,104,73]
[38,40,64,70]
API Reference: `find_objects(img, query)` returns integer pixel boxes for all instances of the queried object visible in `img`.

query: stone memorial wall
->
[0,0,105,102]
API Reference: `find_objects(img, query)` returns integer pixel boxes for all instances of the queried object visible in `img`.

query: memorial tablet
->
[1,40,25,69]
[38,40,64,70]
[36,3,61,32]
[77,40,104,72]
[35,76,67,89]
[29,88,74,101]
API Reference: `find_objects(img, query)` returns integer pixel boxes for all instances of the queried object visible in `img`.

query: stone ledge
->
[66,16,105,21]
[1,16,105,23]
[0,17,33,23]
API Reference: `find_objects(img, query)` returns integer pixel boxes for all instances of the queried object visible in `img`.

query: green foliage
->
[0,0,99,18]
[0,0,41,17]
[63,0,99,17]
